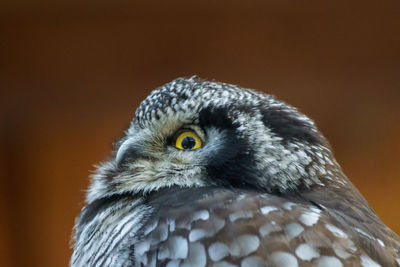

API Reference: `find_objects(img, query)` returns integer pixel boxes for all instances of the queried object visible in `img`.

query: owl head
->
[86,77,342,203]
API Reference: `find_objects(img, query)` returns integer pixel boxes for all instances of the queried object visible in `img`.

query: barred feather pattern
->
[71,197,152,267]
[71,186,400,267]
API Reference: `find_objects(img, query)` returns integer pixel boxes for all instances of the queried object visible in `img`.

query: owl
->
[71,77,400,266]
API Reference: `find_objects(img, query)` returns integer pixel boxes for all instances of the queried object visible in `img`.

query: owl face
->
[87,78,337,203]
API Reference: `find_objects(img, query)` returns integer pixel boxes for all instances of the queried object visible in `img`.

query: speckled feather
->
[134,187,400,267]
[71,77,400,266]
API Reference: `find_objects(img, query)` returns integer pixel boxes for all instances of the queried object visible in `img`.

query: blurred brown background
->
[1,1,399,266]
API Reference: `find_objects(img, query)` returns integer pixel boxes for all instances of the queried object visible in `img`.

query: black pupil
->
[181,136,196,149]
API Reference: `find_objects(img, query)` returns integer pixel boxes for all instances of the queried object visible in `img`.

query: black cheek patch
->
[261,106,325,146]
[205,136,260,191]
[198,106,262,191]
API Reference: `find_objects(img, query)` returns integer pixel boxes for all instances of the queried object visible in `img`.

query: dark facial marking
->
[261,106,325,145]
[198,106,263,191]
[198,106,237,130]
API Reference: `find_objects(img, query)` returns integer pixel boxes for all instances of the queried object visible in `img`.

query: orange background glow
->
[1,1,399,266]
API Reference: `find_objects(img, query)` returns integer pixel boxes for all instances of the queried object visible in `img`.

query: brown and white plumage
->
[71,77,400,266]
[137,186,399,266]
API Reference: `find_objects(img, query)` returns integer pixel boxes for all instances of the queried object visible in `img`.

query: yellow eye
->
[175,130,203,150]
